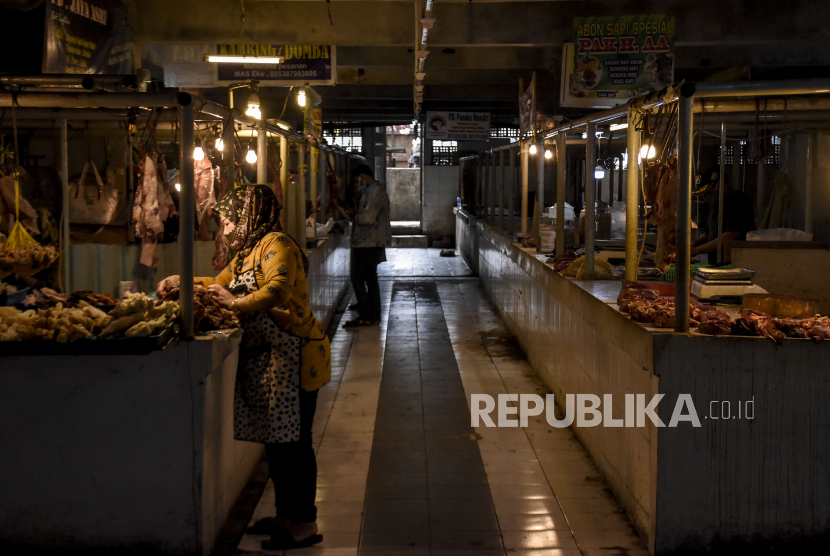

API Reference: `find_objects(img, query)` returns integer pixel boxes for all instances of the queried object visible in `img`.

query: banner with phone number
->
[214,45,335,86]
[571,14,675,100]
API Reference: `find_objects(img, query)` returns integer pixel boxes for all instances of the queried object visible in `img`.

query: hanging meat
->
[643,162,671,224]
[195,158,217,241]
[654,156,678,272]
[133,149,177,268]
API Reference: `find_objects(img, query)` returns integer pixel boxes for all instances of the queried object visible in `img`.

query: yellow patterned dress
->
[196,232,331,443]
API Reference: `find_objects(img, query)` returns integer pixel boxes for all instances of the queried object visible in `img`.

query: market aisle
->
[236,250,646,556]
[379,248,472,278]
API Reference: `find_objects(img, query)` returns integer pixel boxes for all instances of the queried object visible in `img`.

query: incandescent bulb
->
[193,146,205,161]
[529,144,537,155]
[640,144,656,160]
[297,89,307,107]
[215,138,224,151]
[246,149,257,164]
[246,104,262,119]
[175,182,181,192]
[594,166,605,180]
[544,149,553,159]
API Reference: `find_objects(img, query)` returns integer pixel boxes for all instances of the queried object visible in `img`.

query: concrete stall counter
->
[459,213,830,555]
[0,230,351,555]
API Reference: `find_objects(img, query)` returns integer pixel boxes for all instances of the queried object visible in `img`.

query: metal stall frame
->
[0,90,365,338]
[475,78,830,332]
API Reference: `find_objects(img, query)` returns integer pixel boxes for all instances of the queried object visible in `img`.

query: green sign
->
[570,14,675,100]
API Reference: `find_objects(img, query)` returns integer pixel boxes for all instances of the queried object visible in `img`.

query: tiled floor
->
[236,249,647,556]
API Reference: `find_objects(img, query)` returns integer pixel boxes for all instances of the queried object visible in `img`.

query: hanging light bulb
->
[246,92,262,119]
[246,148,257,164]
[297,88,307,107]
[544,149,553,159]
[594,165,605,180]
[175,182,181,192]
[529,144,537,155]
[193,146,205,161]
[640,144,656,160]
[215,137,224,151]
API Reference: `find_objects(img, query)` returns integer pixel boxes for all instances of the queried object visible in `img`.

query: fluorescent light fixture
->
[297,89,307,107]
[594,166,605,179]
[640,144,656,160]
[246,148,257,164]
[205,55,283,64]
[609,123,627,131]
[215,138,224,151]
[417,50,429,59]
[529,144,537,155]
[193,146,205,161]
[544,149,553,159]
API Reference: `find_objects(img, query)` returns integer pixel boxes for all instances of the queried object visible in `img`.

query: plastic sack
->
[611,201,626,239]
[547,203,575,221]
[746,228,813,242]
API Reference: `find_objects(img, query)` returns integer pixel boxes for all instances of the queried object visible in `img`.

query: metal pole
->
[556,132,567,257]
[319,148,327,222]
[806,132,815,236]
[479,155,486,218]
[489,152,496,222]
[256,124,267,183]
[585,123,597,277]
[298,143,307,246]
[675,84,695,334]
[535,137,545,253]
[280,136,290,236]
[717,123,726,263]
[310,146,319,225]
[756,158,765,220]
[498,150,505,229]
[179,100,195,339]
[625,109,641,280]
[508,146,516,234]
[521,140,529,238]
[59,120,71,294]
[223,120,235,192]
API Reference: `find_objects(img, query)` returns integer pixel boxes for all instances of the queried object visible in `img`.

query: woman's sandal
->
[343,317,371,328]
[261,528,323,550]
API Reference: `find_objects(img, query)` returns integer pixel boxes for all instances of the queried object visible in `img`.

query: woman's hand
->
[208,284,238,310]
[157,275,180,298]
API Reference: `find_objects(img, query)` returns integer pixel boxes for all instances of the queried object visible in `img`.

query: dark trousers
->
[265,388,319,524]
[351,247,383,322]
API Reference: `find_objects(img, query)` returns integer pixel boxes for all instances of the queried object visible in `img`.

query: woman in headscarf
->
[157,184,329,550]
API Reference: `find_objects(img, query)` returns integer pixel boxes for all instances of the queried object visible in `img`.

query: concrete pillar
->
[521,141,529,238]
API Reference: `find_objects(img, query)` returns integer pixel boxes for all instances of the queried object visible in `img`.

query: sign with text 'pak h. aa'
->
[568,14,675,102]
[43,0,132,74]
[214,44,336,86]
[425,112,490,141]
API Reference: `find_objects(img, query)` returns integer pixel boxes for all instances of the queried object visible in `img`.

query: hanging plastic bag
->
[69,160,126,226]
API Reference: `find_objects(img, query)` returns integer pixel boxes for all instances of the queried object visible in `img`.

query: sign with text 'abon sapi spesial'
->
[425,112,490,141]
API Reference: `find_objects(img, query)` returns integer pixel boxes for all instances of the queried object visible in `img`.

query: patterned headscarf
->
[213,184,280,275]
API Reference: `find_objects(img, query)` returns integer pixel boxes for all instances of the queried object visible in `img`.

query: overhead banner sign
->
[567,14,675,103]
[43,0,132,74]
[425,112,490,141]
[214,45,336,86]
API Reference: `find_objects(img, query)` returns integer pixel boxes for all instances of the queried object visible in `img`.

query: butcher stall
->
[457,78,830,555]
[0,82,355,555]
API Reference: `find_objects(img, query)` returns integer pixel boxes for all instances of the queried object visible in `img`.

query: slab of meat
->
[734,309,785,343]
[643,162,670,224]
[132,150,177,268]
[195,158,216,222]
[774,317,809,339]
[654,156,678,272]
[698,321,732,336]
[158,281,239,331]
[212,224,231,270]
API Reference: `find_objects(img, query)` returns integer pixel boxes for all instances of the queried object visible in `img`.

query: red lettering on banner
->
[577,38,593,54]
[643,35,670,53]
[618,36,639,53]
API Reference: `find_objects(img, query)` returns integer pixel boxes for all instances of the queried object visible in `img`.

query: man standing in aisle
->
[344,164,391,327]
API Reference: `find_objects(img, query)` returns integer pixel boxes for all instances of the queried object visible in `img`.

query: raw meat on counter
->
[158,280,239,331]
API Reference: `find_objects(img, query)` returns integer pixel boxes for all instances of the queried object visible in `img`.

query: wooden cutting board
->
[743,294,820,318]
